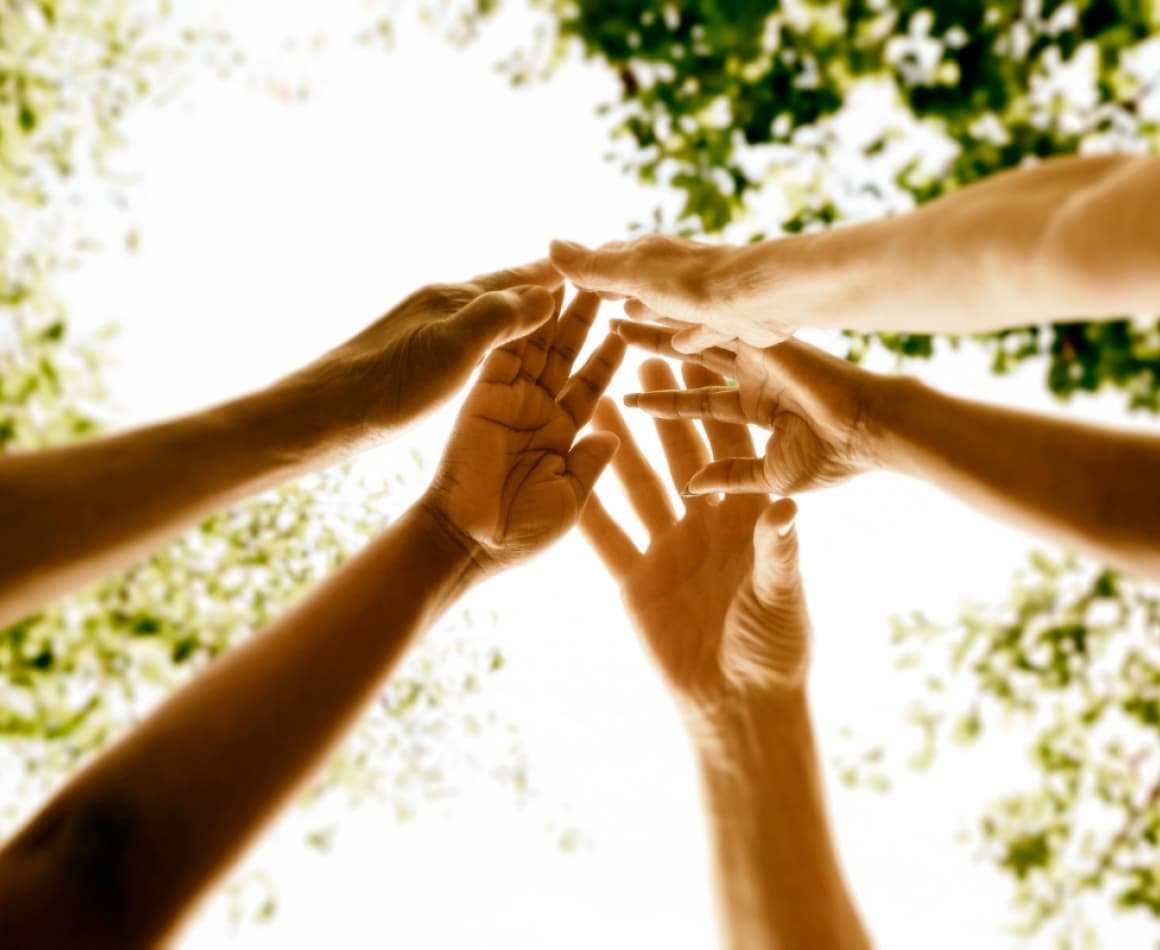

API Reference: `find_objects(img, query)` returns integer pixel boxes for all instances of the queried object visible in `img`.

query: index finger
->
[471,258,564,293]
[612,321,738,377]
[682,363,756,460]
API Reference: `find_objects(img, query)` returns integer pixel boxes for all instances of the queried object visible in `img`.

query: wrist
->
[688,686,811,776]
[862,372,938,477]
[412,494,490,590]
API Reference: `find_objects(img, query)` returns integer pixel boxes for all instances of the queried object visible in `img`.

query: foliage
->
[837,553,1160,942]
[449,0,1160,408]
[0,0,522,920]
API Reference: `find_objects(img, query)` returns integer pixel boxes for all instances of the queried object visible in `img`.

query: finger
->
[611,320,738,377]
[623,299,697,333]
[592,397,677,536]
[471,258,564,293]
[519,302,558,383]
[672,324,736,354]
[579,492,640,580]
[682,362,756,460]
[550,240,640,298]
[624,387,746,425]
[454,286,556,363]
[539,291,600,396]
[750,498,801,602]
[686,457,770,496]
[639,360,711,505]
[564,431,620,506]
[557,333,627,428]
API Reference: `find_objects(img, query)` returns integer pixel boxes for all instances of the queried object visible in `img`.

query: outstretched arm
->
[617,323,1160,582]
[581,362,870,949]
[0,291,623,947]
[0,261,562,627]
[551,154,1160,348]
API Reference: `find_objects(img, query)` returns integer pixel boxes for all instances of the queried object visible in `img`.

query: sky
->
[51,1,1160,948]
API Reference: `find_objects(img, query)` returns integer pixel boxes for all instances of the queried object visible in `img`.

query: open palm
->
[581,359,808,717]
[424,291,625,573]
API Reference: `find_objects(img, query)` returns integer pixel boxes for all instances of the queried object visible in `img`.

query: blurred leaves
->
[839,552,1160,941]
[0,1,527,932]
[444,0,1160,408]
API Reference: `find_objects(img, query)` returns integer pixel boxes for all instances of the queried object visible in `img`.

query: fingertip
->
[759,497,798,540]
[549,239,590,270]
[684,470,712,496]
[623,298,649,320]
[638,357,676,390]
[593,396,621,428]
[622,393,640,408]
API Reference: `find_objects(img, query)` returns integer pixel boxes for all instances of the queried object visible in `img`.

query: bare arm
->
[581,364,870,949]
[0,503,474,947]
[0,291,623,947]
[551,154,1160,347]
[0,261,563,627]
[698,693,870,950]
[616,323,1160,582]
[873,377,1160,580]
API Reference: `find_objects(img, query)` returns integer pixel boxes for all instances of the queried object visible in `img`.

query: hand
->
[615,322,886,495]
[580,359,810,721]
[549,236,795,352]
[422,291,625,575]
[289,260,564,438]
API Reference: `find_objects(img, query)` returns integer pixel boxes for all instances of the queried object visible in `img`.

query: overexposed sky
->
[53,1,1160,947]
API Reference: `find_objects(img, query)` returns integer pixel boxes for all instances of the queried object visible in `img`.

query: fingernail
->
[609,318,624,333]
[681,482,701,498]
[623,393,640,408]
[777,520,795,538]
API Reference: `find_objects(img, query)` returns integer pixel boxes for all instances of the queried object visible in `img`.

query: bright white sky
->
[54,1,1160,947]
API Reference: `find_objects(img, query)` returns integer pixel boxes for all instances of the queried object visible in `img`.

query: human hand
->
[581,359,809,721]
[615,323,887,495]
[422,292,625,576]
[549,235,796,352]
[289,259,564,439]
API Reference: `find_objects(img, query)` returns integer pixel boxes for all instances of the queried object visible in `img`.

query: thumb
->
[686,457,770,495]
[565,431,620,503]
[454,286,555,357]
[750,498,801,603]
[671,324,735,354]
[549,239,637,298]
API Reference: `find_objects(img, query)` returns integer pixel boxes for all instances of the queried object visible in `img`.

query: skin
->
[0,259,565,627]
[614,322,1160,583]
[549,153,1160,350]
[0,291,624,948]
[581,361,871,950]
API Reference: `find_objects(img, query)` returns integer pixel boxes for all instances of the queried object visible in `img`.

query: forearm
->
[0,373,354,626]
[741,153,1156,333]
[694,690,870,950]
[0,502,476,945]
[872,376,1160,580]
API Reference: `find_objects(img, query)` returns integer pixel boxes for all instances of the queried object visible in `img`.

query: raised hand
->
[549,235,796,352]
[422,292,625,574]
[289,260,565,437]
[580,359,809,719]
[615,322,885,497]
